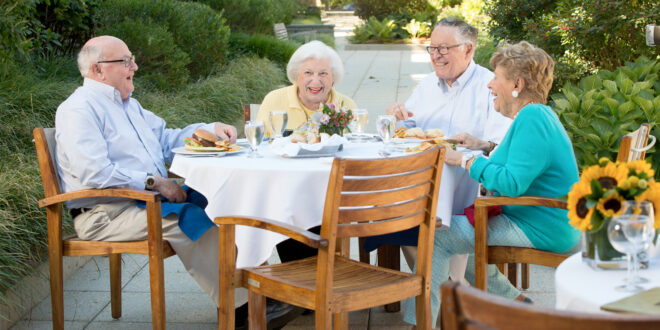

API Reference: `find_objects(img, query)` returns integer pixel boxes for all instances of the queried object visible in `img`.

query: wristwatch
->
[461,153,475,169]
[145,173,156,190]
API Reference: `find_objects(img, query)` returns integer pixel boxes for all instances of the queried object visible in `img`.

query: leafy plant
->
[350,17,397,43]
[353,0,428,20]
[551,56,660,177]
[228,32,300,68]
[403,19,431,39]
[197,0,304,34]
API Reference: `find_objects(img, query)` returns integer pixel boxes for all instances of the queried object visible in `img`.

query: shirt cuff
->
[468,156,487,181]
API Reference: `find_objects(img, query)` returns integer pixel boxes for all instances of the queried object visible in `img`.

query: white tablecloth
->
[555,253,660,313]
[170,141,480,268]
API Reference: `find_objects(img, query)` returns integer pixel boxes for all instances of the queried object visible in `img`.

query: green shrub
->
[98,18,191,90]
[96,0,230,79]
[350,17,398,43]
[403,18,432,39]
[0,1,33,66]
[551,56,660,176]
[354,0,428,20]
[197,0,304,34]
[228,32,300,68]
[30,0,100,57]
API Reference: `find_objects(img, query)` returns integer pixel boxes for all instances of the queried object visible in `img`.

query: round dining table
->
[170,140,481,268]
[555,252,660,313]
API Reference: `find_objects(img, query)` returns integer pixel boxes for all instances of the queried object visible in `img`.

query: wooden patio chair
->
[474,123,655,291]
[216,147,446,329]
[33,128,175,330]
[441,281,660,330]
[242,103,260,128]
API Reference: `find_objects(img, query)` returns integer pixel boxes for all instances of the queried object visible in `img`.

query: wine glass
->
[269,110,288,139]
[244,120,265,158]
[349,109,369,142]
[607,213,654,292]
[619,200,655,284]
[376,115,396,156]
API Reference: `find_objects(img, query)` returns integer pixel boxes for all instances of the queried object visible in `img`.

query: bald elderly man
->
[55,35,298,328]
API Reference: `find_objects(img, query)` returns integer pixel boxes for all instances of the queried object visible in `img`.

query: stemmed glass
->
[244,120,265,158]
[607,201,655,292]
[619,201,655,284]
[376,115,396,156]
[269,110,288,140]
[349,109,369,142]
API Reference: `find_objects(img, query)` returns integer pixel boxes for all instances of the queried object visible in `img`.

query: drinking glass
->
[349,109,369,142]
[244,120,265,158]
[269,110,288,139]
[619,200,655,284]
[376,115,396,156]
[607,213,654,292]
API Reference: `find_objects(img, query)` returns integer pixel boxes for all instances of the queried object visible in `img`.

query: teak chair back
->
[475,123,656,291]
[33,128,175,330]
[242,103,260,127]
[216,147,446,329]
[441,281,660,330]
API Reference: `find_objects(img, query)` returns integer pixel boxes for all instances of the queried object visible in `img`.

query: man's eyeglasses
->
[97,55,135,67]
[426,43,465,55]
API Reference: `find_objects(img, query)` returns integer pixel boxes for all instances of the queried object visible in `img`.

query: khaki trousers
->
[73,201,247,307]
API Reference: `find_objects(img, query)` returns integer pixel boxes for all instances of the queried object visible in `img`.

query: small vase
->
[582,217,626,269]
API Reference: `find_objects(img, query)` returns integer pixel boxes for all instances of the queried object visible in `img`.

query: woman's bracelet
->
[483,140,497,156]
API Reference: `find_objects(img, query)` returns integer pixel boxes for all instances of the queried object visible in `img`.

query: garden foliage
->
[196,0,304,34]
[229,32,301,68]
[551,56,660,177]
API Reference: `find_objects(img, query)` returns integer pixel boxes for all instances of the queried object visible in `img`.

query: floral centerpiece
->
[567,157,660,268]
[308,102,354,137]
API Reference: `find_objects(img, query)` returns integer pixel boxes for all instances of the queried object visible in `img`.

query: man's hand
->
[445,149,463,167]
[214,122,237,144]
[451,132,489,151]
[386,102,414,121]
[153,176,187,203]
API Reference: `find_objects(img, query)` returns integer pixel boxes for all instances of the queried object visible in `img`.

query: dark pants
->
[276,225,321,262]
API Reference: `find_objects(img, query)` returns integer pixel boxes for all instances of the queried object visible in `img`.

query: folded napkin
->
[271,134,347,157]
[601,287,660,314]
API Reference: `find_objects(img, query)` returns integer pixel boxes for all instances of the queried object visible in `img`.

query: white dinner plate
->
[172,146,243,157]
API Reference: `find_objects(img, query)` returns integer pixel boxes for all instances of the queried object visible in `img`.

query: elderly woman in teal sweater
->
[404,41,581,327]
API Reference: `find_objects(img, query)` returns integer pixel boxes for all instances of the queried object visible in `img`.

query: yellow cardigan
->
[256,85,358,137]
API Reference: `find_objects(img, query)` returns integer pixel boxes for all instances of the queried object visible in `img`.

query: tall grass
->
[0,54,286,318]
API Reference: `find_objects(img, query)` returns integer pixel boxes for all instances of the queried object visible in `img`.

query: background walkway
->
[10,12,557,330]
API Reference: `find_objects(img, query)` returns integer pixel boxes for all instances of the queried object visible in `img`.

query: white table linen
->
[555,252,660,313]
[170,141,480,268]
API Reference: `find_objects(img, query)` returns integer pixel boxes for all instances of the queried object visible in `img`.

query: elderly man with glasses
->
[54,35,300,329]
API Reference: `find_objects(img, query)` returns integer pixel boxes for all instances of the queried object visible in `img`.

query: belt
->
[69,207,91,218]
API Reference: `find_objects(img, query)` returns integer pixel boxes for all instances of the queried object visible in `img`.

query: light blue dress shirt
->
[402,60,512,143]
[55,78,215,208]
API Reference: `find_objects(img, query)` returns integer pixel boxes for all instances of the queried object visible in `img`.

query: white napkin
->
[271,134,348,157]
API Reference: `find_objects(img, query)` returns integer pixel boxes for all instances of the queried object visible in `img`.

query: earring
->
[512,90,519,98]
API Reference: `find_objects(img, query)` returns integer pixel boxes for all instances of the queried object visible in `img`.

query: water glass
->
[619,200,655,284]
[349,109,369,141]
[376,115,396,156]
[269,110,288,139]
[244,120,265,158]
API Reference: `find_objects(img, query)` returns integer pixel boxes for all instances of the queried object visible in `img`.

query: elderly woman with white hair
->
[256,40,358,137]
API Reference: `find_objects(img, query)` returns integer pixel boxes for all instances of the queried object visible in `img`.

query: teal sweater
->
[469,104,580,253]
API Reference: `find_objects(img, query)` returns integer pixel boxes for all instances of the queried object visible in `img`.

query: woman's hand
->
[452,132,489,151]
[445,149,463,167]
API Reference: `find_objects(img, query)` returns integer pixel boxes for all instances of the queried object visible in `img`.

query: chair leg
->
[315,303,332,329]
[415,292,431,330]
[507,263,518,288]
[378,244,400,312]
[248,291,266,329]
[49,246,64,330]
[522,263,530,290]
[358,237,369,264]
[109,253,122,319]
[147,251,166,329]
[333,312,349,330]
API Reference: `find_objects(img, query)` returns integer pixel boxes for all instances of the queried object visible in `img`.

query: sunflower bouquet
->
[567,157,660,266]
[567,158,660,232]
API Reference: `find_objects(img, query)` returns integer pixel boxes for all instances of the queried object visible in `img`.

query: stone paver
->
[12,12,557,330]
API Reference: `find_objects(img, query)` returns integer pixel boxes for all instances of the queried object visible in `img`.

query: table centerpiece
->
[567,158,660,269]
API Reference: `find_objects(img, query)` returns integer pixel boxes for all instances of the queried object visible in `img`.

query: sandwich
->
[183,129,238,152]
[424,128,444,139]
[403,127,425,139]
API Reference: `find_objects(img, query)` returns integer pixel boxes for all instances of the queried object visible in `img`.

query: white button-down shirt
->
[402,60,511,142]
[55,78,215,208]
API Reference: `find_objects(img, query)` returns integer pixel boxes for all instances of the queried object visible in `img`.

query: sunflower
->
[625,160,655,179]
[580,162,628,190]
[567,181,594,231]
[596,191,625,218]
[635,181,660,229]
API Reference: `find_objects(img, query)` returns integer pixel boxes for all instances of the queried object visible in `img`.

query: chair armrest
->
[474,196,567,209]
[214,216,328,249]
[39,188,160,208]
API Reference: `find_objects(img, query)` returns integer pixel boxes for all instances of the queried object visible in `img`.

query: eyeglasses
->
[426,43,465,55]
[97,55,135,67]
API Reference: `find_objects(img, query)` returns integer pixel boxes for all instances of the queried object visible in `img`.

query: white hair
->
[77,44,103,77]
[435,17,478,52]
[286,40,344,85]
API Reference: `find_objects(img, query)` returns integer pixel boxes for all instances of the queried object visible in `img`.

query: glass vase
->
[582,217,627,269]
